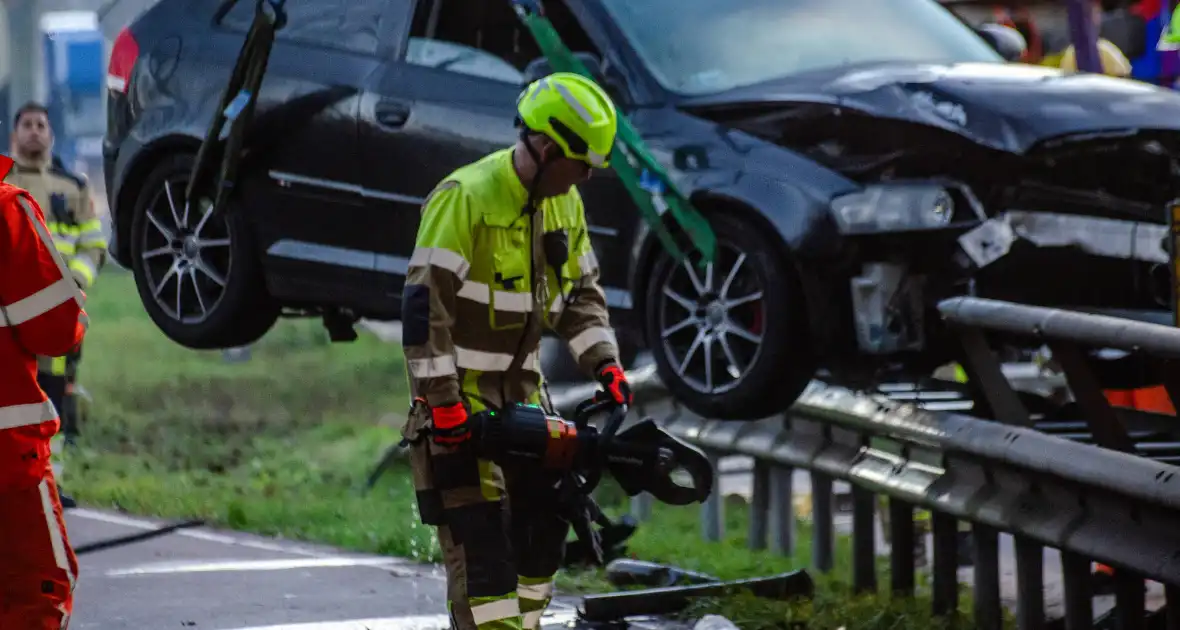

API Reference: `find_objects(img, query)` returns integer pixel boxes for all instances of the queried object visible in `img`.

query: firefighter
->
[0,153,89,628]
[5,102,106,508]
[401,72,631,630]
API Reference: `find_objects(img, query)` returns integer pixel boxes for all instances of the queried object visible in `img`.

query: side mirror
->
[976,23,1028,62]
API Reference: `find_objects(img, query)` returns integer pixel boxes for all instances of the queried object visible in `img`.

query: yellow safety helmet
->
[516,72,617,169]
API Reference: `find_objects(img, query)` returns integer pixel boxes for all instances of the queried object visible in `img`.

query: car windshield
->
[598,0,1005,96]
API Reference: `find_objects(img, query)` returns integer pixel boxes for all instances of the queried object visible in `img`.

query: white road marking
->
[220,609,581,630]
[105,557,413,577]
[70,509,379,560]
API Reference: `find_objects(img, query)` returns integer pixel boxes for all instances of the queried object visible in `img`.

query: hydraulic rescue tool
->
[464,399,712,507]
[401,398,714,565]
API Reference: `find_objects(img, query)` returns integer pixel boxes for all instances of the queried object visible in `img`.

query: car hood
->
[680,62,1180,154]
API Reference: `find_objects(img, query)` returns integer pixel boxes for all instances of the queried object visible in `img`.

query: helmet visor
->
[549,117,613,168]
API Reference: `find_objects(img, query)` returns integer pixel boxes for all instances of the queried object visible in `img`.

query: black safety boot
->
[58,485,77,509]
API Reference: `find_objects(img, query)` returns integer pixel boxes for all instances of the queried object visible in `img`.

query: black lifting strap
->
[187,0,287,218]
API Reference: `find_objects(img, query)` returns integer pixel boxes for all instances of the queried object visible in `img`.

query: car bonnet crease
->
[681,61,1180,155]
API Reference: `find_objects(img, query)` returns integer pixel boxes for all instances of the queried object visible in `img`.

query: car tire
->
[644,213,817,420]
[128,152,279,349]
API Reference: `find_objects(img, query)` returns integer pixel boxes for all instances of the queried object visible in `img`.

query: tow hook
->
[322,309,359,343]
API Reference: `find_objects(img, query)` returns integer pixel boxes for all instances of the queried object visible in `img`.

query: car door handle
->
[375,99,411,128]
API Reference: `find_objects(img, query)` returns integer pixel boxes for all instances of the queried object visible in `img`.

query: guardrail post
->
[748,460,771,550]
[972,524,1003,630]
[1047,341,1139,453]
[768,466,796,557]
[954,326,1033,426]
[811,470,835,574]
[1159,360,1180,420]
[700,451,723,542]
[1165,584,1180,629]
[1060,552,1094,630]
[629,493,652,521]
[851,485,877,594]
[888,498,916,596]
[1014,536,1045,629]
[931,512,960,617]
[1113,569,1147,627]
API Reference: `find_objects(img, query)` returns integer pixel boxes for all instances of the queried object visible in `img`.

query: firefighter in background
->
[993,5,1045,63]
[4,102,106,508]
[0,153,89,628]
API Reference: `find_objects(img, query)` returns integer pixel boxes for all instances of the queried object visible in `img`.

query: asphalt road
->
[65,508,600,630]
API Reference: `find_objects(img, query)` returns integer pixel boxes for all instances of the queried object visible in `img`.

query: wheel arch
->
[113,135,203,263]
[629,189,842,352]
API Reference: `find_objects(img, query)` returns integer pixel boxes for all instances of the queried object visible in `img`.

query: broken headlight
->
[830,184,954,234]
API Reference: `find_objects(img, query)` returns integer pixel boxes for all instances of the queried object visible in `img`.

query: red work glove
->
[431,402,471,446]
[594,362,633,407]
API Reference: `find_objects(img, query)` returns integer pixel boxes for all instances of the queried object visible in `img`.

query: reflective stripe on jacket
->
[402,147,617,412]
[0,155,88,485]
[3,157,104,375]
[2,157,105,289]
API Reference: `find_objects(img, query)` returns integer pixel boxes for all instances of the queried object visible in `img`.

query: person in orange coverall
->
[0,153,89,628]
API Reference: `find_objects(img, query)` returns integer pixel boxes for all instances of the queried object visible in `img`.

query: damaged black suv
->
[105,0,1180,421]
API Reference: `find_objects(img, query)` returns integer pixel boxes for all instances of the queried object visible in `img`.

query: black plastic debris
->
[563,514,639,568]
[581,569,815,621]
[604,558,718,588]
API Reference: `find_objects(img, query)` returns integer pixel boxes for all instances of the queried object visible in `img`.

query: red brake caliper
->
[750,299,764,335]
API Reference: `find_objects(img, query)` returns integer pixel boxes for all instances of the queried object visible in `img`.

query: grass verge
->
[68,269,1005,629]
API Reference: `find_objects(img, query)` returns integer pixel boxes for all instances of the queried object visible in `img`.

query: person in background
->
[1151,0,1180,85]
[993,6,1045,62]
[1057,0,1134,76]
[4,101,106,509]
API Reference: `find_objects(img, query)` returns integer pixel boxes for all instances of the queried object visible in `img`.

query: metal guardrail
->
[551,359,1180,629]
[939,297,1180,457]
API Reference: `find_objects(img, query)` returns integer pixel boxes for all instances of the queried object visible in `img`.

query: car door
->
[356,0,640,313]
[357,2,524,307]
[207,0,398,305]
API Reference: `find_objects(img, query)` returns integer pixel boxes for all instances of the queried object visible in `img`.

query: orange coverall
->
[0,154,89,628]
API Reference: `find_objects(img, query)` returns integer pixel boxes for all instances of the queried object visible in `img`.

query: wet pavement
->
[66,508,596,630]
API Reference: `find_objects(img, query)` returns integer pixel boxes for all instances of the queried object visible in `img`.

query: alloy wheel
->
[139,179,232,324]
[657,245,766,394]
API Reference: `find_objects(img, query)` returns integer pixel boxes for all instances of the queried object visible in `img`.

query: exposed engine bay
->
[696,101,1180,359]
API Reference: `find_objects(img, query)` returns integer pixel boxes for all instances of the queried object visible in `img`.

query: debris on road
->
[581,569,814,622]
[692,614,740,630]
[605,558,718,588]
